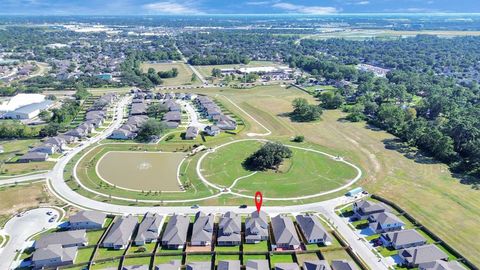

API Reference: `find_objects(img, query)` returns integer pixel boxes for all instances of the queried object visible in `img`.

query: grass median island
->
[201,140,358,197]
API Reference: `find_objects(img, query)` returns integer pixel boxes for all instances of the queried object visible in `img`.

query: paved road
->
[0,172,48,186]
[0,208,61,270]
[0,95,387,270]
[178,99,208,131]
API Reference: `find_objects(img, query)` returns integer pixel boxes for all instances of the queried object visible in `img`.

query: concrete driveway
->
[0,207,60,270]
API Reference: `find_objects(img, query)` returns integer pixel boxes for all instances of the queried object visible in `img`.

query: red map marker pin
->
[255,191,263,213]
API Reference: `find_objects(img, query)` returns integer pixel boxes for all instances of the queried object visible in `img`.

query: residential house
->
[123,265,149,270]
[110,128,136,140]
[18,152,48,163]
[271,215,300,250]
[43,137,67,151]
[275,263,300,270]
[57,134,77,144]
[186,262,212,270]
[204,125,221,136]
[368,212,404,233]
[155,260,182,270]
[295,214,332,245]
[134,213,163,245]
[163,111,181,123]
[217,211,241,246]
[419,260,467,270]
[161,214,189,249]
[131,102,148,115]
[214,115,237,130]
[162,121,180,129]
[245,211,269,244]
[399,245,449,268]
[191,212,214,246]
[78,122,95,133]
[164,100,181,112]
[352,200,388,220]
[246,260,270,270]
[30,143,58,155]
[65,127,88,138]
[381,229,427,250]
[102,215,137,250]
[69,211,106,230]
[35,230,88,249]
[331,260,358,270]
[218,260,241,270]
[32,244,77,269]
[303,261,332,270]
[185,126,199,140]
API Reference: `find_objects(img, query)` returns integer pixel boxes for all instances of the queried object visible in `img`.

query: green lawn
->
[62,264,89,270]
[243,241,269,252]
[215,245,240,252]
[186,254,214,262]
[377,246,398,257]
[243,254,269,263]
[141,62,200,86]
[95,247,125,260]
[91,258,121,269]
[123,256,153,266]
[321,249,354,263]
[216,254,241,263]
[75,247,95,263]
[351,220,369,230]
[86,230,106,245]
[201,140,358,197]
[128,242,157,254]
[269,254,294,265]
[296,253,322,266]
[154,255,183,264]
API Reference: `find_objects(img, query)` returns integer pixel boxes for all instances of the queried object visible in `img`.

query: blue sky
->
[1,0,479,15]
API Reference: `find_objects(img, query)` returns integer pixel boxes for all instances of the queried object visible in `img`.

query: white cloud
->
[356,1,370,5]
[142,1,204,14]
[245,1,273,5]
[272,2,337,14]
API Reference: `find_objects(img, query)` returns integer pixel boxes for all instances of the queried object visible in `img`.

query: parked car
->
[239,204,247,209]
[191,204,200,209]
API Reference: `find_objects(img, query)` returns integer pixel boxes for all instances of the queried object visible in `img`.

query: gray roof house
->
[245,211,269,244]
[246,260,270,270]
[69,210,106,230]
[43,137,67,150]
[275,263,300,270]
[31,143,58,155]
[35,230,88,249]
[191,212,214,246]
[204,125,221,136]
[419,260,467,270]
[161,214,189,249]
[186,262,212,270]
[295,214,332,245]
[368,212,404,233]
[163,121,180,129]
[32,244,77,269]
[122,266,149,270]
[352,200,388,220]
[131,102,148,115]
[331,260,358,270]
[65,127,88,138]
[134,213,163,245]
[217,211,241,246]
[271,215,301,250]
[57,134,77,144]
[218,260,241,270]
[18,152,48,163]
[155,260,182,270]
[185,126,199,140]
[110,128,137,140]
[102,215,138,250]
[380,229,427,250]
[163,111,181,123]
[303,261,332,270]
[399,245,449,268]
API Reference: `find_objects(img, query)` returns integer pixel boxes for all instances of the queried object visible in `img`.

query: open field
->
[299,29,480,41]
[173,84,480,264]
[201,140,358,197]
[0,139,54,176]
[141,62,199,86]
[96,151,186,192]
[0,182,61,227]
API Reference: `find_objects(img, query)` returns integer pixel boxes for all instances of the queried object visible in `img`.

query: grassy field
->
[75,247,95,263]
[0,182,60,227]
[0,139,54,176]
[96,151,186,192]
[201,140,358,197]
[141,62,199,86]
[123,256,153,266]
[91,258,121,270]
[154,255,183,264]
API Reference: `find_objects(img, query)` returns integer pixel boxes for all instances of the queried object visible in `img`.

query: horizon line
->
[1,12,480,16]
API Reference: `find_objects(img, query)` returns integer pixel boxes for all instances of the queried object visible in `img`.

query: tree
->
[137,119,166,142]
[243,142,293,171]
[74,87,90,100]
[292,135,305,143]
[39,122,61,137]
[147,103,168,119]
[39,110,52,122]
[212,68,222,78]
[291,98,322,122]
[191,73,198,82]
[319,91,344,109]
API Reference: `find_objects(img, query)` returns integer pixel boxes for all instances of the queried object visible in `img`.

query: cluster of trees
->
[243,142,293,171]
[136,119,167,142]
[286,36,480,179]
[0,122,41,139]
[188,54,250,66]
[157,68,179,78]
[290,98,323,122]
[50,99,80,125]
